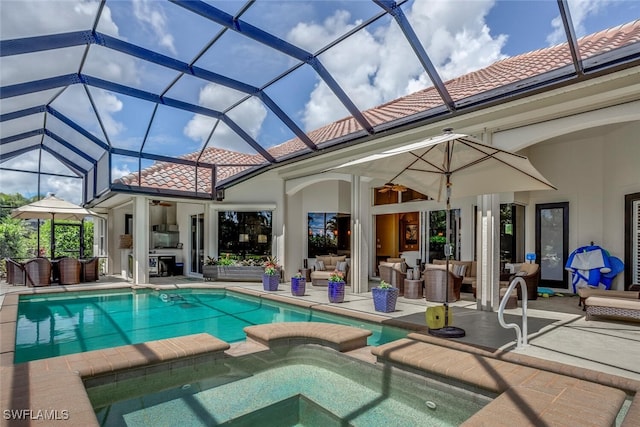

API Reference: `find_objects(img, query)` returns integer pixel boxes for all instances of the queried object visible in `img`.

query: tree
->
[38,220,94,258]
[0,218,30,259]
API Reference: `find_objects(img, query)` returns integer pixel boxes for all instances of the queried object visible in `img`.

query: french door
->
[625,193,640,288]
[535,202,569,289]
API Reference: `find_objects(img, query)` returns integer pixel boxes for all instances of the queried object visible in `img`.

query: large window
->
[308,213,350,258]
[218,211,272,259]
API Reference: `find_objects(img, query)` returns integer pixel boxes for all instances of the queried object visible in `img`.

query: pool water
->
[15,289,408,363]
[90,346,491,426]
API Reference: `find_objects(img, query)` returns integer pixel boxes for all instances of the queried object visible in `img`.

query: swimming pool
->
[90,345,491,426]
[15,289,408,363]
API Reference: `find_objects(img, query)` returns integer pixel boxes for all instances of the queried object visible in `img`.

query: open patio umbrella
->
[329,129,556,337]
[11,194,95,258]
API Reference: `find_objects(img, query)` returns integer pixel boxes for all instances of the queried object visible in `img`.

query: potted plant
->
[262,259,280,291]
[372,280,399,313]
[328,270,345,303]
[290,272,306,296]
[203,257,218,281]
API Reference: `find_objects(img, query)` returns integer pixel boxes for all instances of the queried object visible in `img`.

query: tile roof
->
[115,20,639,193]
[268,20,640,154]
[116,147,266,192]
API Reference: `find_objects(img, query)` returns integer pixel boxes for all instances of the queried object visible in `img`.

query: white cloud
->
[41,177,84,205]
[184,84,267,153]
[288,1,507,131]
[0,158,82,205]
[111,164,132,181]
[547,0,612,45]
[132,0,177,55]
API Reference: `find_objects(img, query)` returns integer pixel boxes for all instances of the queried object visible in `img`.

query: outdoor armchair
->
[80,257,99,282]
[58,257,81,285]
[500,263,540,300]
[378,262,407,295]
[24,258,52,287]
[5,258,25,285]
[423,267,462,302]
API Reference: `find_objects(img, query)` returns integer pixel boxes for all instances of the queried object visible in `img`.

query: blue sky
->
[1,0,638,204]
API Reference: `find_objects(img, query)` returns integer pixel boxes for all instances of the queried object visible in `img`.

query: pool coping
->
[1,284,639,426]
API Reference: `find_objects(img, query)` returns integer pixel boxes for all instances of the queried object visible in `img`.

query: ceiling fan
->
[378,182,408,193]
[149,200,172,207]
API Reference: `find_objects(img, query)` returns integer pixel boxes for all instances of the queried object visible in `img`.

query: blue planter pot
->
[291,277,306,296]
[372,287,399,313]
[328,280,345,303]
[262,274,279,291]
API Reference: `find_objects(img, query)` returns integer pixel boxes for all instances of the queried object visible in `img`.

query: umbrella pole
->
[50,213,55,258]
[429,173,465,338]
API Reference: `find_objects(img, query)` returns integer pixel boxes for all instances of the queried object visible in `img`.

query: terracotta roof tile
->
[116,20,639,193]
[268,20,639,157]
[116,147,266,191]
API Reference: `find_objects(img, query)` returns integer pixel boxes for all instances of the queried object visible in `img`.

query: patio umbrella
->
[329,129,556,337]
[11,194,95,257]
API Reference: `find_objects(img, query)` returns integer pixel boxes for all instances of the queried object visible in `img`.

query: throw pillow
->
[453,264,467,277]
[337,261,347,272]
[316,260,325,271]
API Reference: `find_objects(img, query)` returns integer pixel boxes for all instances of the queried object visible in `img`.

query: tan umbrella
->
[329,130,556,337]
[11,194,95,257]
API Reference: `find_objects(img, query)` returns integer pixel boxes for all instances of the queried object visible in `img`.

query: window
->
[308,213,350,258]
[500,204,525,264]
[373,187,429,206]
[428,209,460,262]
[218,211,272,259]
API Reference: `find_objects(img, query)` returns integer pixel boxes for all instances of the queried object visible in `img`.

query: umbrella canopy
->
[329,131,556,337]
[329,132,556,202]
[11,194,95,221]
[11,194,95,258]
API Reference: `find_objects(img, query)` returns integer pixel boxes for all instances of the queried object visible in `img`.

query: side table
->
[404,279,423,299]
[299,268,312,282]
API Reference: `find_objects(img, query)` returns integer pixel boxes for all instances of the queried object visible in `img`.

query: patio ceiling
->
[1,1,639,204]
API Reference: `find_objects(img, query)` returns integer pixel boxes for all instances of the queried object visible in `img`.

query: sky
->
[0,0,637,205]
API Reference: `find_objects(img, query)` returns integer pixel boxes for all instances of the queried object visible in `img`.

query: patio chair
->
[423,267,461,302]
[5,258,25,285]
[378,262,407,295]
[58,257,81,285]
[24,258,52,287]
[80,257,99,282]
[500,263,540,300]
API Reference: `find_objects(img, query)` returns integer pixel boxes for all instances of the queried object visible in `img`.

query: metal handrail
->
[497,276,529,349]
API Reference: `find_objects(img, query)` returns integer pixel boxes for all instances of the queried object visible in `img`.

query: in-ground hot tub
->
[88,345,492,426]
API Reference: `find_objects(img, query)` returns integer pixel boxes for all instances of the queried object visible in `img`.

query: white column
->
[350,175,360,293]
[350,175,369,293]
[476,194,501,311]
[132,196,149,284]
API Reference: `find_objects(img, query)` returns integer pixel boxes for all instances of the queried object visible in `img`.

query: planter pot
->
[202,265,218,281]
[291,277,306,296]
[262,274,279,291]
[372,287,399,313]
[328,280,345,303]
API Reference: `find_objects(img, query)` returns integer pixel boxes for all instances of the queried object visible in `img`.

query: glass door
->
[535,202,569,289]
[625,193,640,288]
[190,214,204,275]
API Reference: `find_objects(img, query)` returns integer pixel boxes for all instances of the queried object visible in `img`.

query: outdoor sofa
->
[310,255,349,286]
[582,284,640,322]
